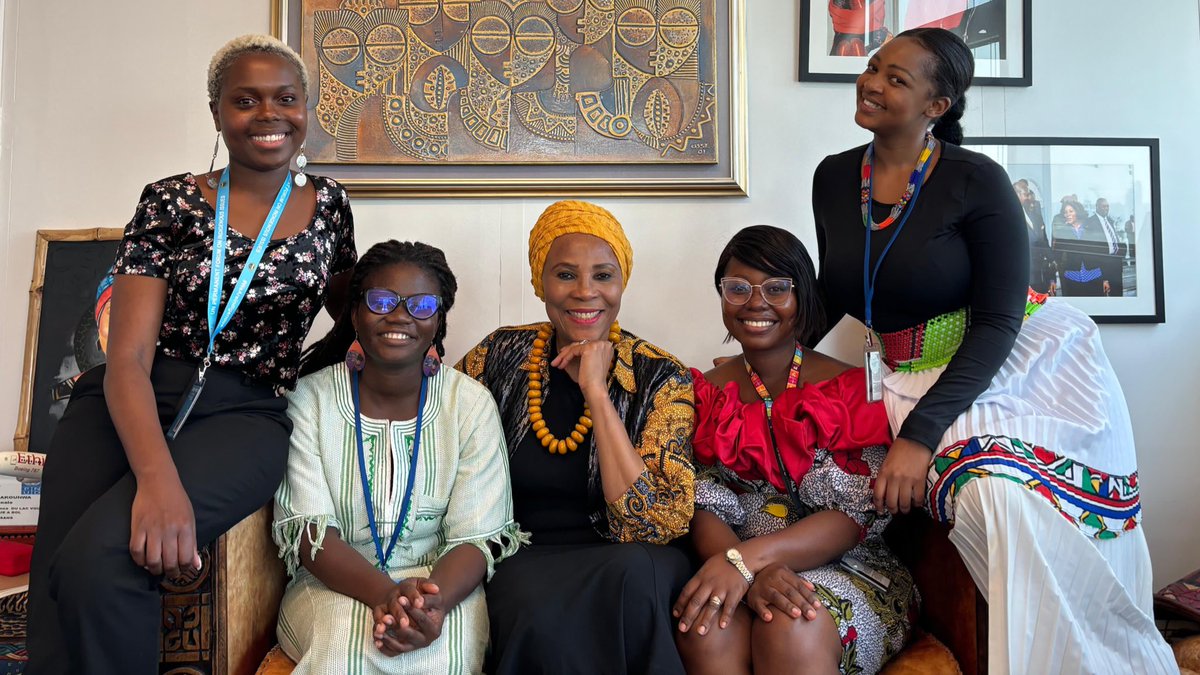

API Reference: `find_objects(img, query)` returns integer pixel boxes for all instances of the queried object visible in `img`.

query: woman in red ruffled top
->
[673,226,917,675]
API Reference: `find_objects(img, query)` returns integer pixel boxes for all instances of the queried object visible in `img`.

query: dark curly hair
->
[299,240,458,377]
[896,27,974,145]
[713,225,826,347]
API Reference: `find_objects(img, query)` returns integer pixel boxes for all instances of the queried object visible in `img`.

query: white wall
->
[1,1,1197,585]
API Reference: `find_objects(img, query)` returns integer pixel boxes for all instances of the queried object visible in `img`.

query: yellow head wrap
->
[528,200,633,300]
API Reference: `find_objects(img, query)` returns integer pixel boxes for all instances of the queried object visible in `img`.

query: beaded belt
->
[876,288,1049,373]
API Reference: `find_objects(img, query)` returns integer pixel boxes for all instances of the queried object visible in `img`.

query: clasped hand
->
[673,556,822,636]
[372,578,445,656]
[745,562,823,623]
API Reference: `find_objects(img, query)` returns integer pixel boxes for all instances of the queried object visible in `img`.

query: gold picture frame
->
[270,0,748,197]
[14,228,123,455]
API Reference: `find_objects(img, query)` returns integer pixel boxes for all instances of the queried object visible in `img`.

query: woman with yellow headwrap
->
[457,200,695,674]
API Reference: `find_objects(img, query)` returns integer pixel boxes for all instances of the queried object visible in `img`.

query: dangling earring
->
[345,338,365,372]
[293,145,308,187]
[206,133,221,189]
[422,345,441,377]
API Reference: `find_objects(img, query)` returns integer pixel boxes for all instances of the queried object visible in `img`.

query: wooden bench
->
[195,508,985,675]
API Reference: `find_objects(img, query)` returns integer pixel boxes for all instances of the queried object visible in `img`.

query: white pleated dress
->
[883,299,1177,675]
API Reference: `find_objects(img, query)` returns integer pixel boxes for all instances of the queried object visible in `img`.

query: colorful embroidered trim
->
[876,307,967,373]
[1025,287,1049,317]
[929,435,1140,540]
[861,131,937,231]
[876,288,1048,372]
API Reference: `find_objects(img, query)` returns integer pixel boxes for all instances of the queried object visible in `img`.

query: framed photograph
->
[271,0,747,197]
[799,0,1031,86]
[7,229,121,530]
[962,137,1164,324]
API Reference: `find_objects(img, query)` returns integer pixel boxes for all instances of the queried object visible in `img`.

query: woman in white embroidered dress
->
[273,240,523,674]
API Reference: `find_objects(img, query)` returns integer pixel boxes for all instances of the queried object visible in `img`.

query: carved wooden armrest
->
[160,503,286,675]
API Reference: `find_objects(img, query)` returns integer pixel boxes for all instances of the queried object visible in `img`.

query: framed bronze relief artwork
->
[272,0,747,197]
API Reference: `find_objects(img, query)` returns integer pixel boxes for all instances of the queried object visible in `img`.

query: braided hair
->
[299,240,458,377]
[896,27,974,145]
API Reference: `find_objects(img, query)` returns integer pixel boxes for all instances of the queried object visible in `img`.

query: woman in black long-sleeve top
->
[811,28,1172,674]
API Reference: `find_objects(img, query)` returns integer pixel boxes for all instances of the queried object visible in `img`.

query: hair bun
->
[932,94,966,145]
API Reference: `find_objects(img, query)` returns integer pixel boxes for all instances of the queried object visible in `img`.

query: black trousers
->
[26,356,292,675]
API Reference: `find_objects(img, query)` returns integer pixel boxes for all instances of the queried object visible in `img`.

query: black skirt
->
[485,540,690,675]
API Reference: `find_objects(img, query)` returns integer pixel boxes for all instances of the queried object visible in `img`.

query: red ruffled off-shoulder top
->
[690,367,892,493]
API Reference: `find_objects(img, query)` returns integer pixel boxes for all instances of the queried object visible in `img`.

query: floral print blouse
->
[112,173,356,389]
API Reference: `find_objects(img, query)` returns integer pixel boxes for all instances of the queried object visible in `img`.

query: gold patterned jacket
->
[457,322,695,544]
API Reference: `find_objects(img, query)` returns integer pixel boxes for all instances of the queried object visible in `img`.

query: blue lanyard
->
[352,370,427,571]
[205,167,292,366]
[164,168,292,441]
[862,146,935,330]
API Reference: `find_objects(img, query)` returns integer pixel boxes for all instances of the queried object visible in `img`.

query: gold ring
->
[708,595,723,607]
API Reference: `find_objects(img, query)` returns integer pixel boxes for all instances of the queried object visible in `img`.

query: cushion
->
[255,645,296,675]
[880,630,963,675]
[1157,567,1200,624]
[1176,635,1200,671]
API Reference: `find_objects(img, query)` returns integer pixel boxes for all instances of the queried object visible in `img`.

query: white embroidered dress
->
[884,301,1176,674]
[273,364,524,675]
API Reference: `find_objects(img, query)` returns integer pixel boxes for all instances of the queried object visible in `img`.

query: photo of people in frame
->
[964,138,1162,324]
[20,236,120,455]
[824,0,1007,59]
[800,0,1029,86]
[1007,174,1138,299]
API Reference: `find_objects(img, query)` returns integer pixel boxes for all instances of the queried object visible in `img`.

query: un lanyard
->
[862,149,934,331]
[860,144,934,403]
[353,371,428,571]
[165,167,292,440]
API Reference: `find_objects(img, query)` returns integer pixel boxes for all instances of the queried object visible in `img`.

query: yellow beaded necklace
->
[527,322,621,455]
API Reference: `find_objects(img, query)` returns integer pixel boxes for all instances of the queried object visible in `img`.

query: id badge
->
[864,333,883,403]
[166,367,207,441]
[840,554,891,590]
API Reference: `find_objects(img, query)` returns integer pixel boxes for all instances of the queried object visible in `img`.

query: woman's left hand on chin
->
[551,339,614,394]
[673,555,749,635]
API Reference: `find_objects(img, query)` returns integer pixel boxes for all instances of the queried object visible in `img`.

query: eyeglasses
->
[362,288,442,319]
[718,277,794,306]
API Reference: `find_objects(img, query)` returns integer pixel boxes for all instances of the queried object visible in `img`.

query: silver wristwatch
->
[725,547,754,584]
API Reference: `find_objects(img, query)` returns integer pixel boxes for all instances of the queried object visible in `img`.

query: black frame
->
[963,136,1164,324]
[799,0,1032,87]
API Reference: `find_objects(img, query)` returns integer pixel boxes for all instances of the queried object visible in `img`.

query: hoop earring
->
[206,133,221,189]
[293,145,308,187]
